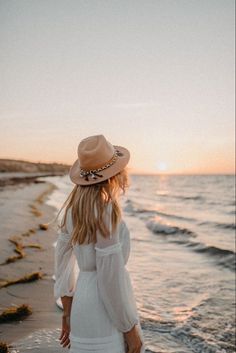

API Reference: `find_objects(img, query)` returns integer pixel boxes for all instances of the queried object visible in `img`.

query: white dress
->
[54,204,146,353]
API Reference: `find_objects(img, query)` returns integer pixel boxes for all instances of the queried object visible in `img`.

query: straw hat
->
[69,134,130,185]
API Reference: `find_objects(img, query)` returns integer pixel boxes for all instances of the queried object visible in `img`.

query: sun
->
[157,161,168,172]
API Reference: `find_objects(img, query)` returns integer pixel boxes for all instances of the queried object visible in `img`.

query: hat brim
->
[69,145,130,185]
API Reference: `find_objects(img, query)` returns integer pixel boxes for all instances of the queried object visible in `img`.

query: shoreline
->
[0,175,64,348]
[0,172,67,187]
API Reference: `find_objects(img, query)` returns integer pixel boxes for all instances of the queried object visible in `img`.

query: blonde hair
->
[57,168,129,245]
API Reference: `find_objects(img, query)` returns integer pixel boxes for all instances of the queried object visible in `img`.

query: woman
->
[54,134,146,353]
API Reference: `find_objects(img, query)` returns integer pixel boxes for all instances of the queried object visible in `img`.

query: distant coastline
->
[0,158,70,173]
[0,158,70,187]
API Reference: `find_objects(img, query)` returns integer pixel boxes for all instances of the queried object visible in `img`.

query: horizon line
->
[0,157,235,176]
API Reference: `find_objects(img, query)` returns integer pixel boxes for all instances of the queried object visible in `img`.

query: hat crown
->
[78,135,115,170]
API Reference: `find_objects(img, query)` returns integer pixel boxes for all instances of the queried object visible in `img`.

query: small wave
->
[216,222,236,230]
[188,242,235,257]
[146,219,196,237]
[155,210,196,222]
[199,221,236,230]
[175,239,235,271]
[141,316,234,353]
[124,199,196,222]
[124,199,156,216]
[146,219,235,271]
[170,324,230,353]
[178,195,205,201]
[172,292,236,353]
[140,318,175,335]
[142,208,196,222]
[157,193,205,202]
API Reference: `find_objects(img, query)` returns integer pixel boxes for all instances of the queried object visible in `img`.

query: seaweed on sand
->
[29,204,42,217]
[21,228,36,237]
[0,237,42,265]
[0,304,32,323]
[24,243,42,249]
[0,238,26,265]
[1,253,25,265]
[35,183,56,204]
[9,237,42,250]
[0,341,10,353]
[39,223,48,230]
[0,271,43,289]
[8,237,24,253]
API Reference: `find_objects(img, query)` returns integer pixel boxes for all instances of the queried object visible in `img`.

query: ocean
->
[45,174,235,353]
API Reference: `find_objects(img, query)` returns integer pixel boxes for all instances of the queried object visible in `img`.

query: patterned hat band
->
[79,149,124,182]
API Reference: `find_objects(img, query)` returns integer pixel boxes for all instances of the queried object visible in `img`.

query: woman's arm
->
[60,296,73,348]
[61,295,73,316]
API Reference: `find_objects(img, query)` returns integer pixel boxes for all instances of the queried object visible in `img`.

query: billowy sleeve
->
[95,204,139,333]
[54,208,79,300]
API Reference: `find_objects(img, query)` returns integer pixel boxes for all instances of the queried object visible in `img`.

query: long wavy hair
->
[57,168,129,245]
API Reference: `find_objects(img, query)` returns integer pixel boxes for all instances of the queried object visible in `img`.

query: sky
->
[0,0,235,174]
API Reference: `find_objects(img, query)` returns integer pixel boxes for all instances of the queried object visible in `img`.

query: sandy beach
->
[0,173,235,353]
[0,175,64,352]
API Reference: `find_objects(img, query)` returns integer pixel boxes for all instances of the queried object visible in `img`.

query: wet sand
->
[0,177,64,351]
